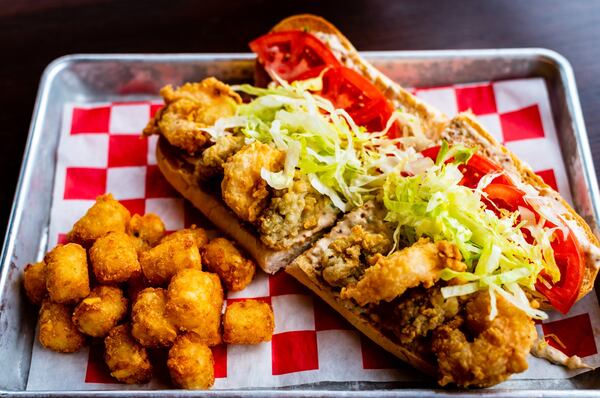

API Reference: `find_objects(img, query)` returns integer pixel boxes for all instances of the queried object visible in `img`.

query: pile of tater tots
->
[22,193,275,389]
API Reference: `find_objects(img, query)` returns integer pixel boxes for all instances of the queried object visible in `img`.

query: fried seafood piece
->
[139,234,201,286]
[321,225,393,288]
[90,231,141,284]
[67,194,131,247]
[167,332,215,389]
[341,238,466,306]
[143,78,241,154]
[127,213,166,253]
[202,238,256,291]
[45,243,90,304]
[38,300,86,353]
[166,269,223,345]
[161,225,209,249]
[372,287,459,345]
[195,134,246,180]
[223,300,274,344]
[72,286,128,337]
[221,142,285,223]
[104,324,153,384]
[23,261,47,305]
[431,291,536,387]
[131,287,178,348]
[258,173,340,250]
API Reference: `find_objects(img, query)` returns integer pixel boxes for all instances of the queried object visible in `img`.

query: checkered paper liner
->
[26,78,600,390]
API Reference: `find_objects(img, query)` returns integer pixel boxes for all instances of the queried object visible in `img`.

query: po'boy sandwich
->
[146,14,600,387]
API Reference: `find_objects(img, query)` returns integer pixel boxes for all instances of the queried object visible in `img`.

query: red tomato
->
[249,31,342,82]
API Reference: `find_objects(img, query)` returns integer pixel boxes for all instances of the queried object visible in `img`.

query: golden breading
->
[45,243,90,304]
[132,288,178,348]
[90,231,141,284]
[161,225,209,249]
[143,78,242,154]
[127,213,166,253]
[23,261,47,305]
[167,332,215,389]
[67,194,131,247]
[166,269,223,345]
[104,324,153,384]
[223,300,274,344]
[221,142,285,222]
[38,300,86,353]
[140,235,201,286]
[72,286,128,338]
[202,238,256,291]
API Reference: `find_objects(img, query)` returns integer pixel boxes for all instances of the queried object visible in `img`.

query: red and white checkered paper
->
[26,78,600,390]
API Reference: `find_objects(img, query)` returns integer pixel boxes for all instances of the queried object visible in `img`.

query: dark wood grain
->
[1,0,600,233]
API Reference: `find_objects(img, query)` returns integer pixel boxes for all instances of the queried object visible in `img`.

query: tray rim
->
[2,48,599,396]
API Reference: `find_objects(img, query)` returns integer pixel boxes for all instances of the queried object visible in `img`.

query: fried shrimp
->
[431,291,536,387]
[45,243,90,304]
[72,286,128,337]
[104,324,153,384]
[166,269,223,345]
[161,225,209,249]
[341,238,466,306]
[167,332,215,389]
[90,231,141,284]
[195,134,246,180]
[202,238,256,292]
[23,261,47,305]
[221,142,285,223]
[143,78,241,154]
[140,234,201,286]
[38,300,86,353]
[68,194,131,247]
[127,213,166,253]
[131,287,178,348]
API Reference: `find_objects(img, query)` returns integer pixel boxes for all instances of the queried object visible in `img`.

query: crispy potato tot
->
[140,235,201,286]
[202,238,256,291]
[161,225,209,249]
[68,194,131,247]
[166,269,223,344]
[128,213,166,253]
[167,332,215,389]
[23,261,47,305]
[132,288,178,348]
[104,324,152,384]
[72,286,128,337]
[223,300,274,344]
[45,243,90,304]
[38,300,86,353]
[90,231,141,284]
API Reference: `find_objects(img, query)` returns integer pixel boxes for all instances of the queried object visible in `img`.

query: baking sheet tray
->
[1,49,600,397]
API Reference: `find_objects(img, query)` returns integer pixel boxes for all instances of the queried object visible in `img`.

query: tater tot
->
[132,288,178,348]
[166,269,223,345]
[128,213,165,253]
[202,238,256,291]
[104,324,153,384]
[140,235,201,286]
[90,231,141,284]
[68,194,131,247]
[38,300,86,353]
[167,332,215,389]
[161,225,209,248]
[23,261,47,305]
[45,243,90,304]
[72,286,128,337]
[223,300,274,344]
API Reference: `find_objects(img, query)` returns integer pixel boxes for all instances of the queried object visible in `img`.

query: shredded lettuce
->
[383,162,552,320]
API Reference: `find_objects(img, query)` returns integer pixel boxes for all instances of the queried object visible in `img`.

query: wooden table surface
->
[1,0,599,233]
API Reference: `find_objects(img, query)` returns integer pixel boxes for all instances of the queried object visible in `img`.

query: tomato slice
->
[249,31,342,82]
[483,183,527,214]
[321,67,398,135]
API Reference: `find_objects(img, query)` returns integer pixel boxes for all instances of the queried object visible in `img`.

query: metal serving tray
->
[1,49,599,397]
